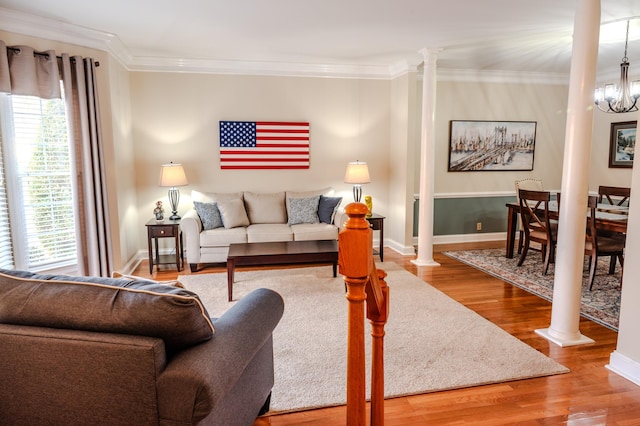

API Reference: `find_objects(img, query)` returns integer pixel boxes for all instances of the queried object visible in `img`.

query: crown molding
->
[127,56,396,79]
[0,7,569,84]
[437,68,569,85]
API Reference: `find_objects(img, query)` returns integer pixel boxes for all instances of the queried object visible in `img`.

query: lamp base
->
[353,185,363,203]
[169,213,181,221]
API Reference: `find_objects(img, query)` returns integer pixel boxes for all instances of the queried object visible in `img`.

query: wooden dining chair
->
[585,195,625,290]
[517,189,557,275]
[597,186,630,239]
[514,178,544,254]
[598,185,630,206]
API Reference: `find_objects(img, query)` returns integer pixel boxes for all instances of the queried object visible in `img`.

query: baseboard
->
[385,239,416,256]
[411,232,507,245]
[606,350,640,386]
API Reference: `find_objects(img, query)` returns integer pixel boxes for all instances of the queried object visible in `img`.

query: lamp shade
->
[158,162,188,187]
[344,161,370,184]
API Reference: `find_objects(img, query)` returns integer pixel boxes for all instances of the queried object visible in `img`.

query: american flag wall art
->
[219,121,310,169]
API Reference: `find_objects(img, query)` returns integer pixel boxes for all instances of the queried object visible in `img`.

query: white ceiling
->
[1,0,640,80]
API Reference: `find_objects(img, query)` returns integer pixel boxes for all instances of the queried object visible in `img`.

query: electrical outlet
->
[476,222,482,231]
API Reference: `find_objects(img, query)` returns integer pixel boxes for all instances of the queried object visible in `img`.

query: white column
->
[535,0,600,346]
[412,48,441,267]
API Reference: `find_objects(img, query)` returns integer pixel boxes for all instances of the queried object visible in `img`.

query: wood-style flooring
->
[134,241,640,425]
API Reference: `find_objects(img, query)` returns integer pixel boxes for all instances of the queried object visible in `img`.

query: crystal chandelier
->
[595,20,640,113]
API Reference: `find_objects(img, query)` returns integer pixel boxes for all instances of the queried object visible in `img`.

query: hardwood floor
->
[135,241,640,425]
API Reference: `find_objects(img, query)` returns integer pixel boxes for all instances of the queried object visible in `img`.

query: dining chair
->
[585,195,625,291]
[597,185,630,206]
[517,189,557,275]
[514,178,544,254]
[597,186,630,239]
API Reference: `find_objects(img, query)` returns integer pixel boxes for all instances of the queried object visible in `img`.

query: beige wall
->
[129,72,392,248]
[424,80,570,194]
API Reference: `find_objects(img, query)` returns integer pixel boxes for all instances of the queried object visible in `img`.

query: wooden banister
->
[339,202,389,426]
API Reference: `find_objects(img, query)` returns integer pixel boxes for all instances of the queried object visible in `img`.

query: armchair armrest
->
[180,209,202,264]
[156,288,284,424]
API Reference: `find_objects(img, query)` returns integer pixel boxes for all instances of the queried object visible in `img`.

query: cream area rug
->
[178,263,568,414]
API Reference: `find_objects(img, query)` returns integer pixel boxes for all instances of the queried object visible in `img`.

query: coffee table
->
[226,240,338,301]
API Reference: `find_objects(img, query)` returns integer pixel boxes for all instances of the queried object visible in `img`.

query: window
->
[0,92,77,272]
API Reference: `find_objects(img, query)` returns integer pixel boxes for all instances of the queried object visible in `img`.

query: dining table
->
[504,200,628,259]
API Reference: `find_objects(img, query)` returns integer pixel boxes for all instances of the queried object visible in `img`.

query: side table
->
[366,213,385,262]
[145,218,183,274]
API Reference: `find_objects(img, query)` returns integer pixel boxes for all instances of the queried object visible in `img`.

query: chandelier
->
[594,20,640,113]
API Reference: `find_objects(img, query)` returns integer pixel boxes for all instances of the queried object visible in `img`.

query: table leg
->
[333,260,337,277]
[379,221,384,262]
[226,258,235,302]
[175,233,181,272]
[506,205,517,259]
[147,232,153,275]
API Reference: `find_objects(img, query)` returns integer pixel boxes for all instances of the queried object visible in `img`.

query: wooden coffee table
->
[226,240,338,301]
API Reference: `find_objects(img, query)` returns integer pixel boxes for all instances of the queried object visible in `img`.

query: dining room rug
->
[178,263,568,414]
[444,248,621,330]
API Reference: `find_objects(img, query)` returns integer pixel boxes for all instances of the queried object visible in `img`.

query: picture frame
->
[448,120,537,172]
[608,121,637,168]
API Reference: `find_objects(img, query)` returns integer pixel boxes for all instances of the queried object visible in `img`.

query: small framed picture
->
[609,121,637,168]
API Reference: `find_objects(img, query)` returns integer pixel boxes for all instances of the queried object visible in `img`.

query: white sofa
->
[180,188,343,272]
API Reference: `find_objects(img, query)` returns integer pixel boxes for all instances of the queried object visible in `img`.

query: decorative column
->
[412,48,441,267]
[535,0,600,346]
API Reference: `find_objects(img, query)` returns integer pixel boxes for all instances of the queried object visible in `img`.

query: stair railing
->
[339,202,389,426]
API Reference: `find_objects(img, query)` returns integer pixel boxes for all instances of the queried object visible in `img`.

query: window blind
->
[4,94,76,270]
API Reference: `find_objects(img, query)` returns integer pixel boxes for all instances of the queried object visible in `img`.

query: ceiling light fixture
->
[595,20,640,113]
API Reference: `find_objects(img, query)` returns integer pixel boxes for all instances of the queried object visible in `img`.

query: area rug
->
[178,263,568,414]
[444,249,621,331]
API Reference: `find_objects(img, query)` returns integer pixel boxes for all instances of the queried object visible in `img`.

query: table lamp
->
[344,161,370,202]
[158,162,188,220]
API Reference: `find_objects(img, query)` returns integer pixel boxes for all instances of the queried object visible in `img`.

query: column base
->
[411,258,440,267]
[535,328,594,347]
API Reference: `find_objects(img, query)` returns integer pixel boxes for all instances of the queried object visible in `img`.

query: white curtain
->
[0,41,112,276]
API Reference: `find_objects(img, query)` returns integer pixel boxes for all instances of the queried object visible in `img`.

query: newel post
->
[338,202,373,426]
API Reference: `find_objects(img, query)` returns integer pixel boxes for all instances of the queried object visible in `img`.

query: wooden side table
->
[145,218,183,274]
[366,213,385,262]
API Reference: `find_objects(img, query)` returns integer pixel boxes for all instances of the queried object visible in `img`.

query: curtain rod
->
[6,46,100,67]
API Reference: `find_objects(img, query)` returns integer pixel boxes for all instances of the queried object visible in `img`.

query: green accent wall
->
[413,195,517,236]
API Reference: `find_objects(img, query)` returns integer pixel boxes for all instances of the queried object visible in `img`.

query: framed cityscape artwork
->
[448,120,537,172]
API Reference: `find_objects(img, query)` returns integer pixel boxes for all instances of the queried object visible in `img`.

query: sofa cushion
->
[192,190,244,204]
[200,226,248,246]
[0,269,214,355]
[243,191,287,224]
[193,201,224,230]
[217,198,250,228]
[285,187,333,201]
[247,224,294,243]
[318,195,343,224]
[291,223,339,241]
[287,196,320,225]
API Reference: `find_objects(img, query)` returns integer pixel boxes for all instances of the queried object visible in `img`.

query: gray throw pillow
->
[287,196,320,225]
[193,201,223,230]
[318,195,342,224]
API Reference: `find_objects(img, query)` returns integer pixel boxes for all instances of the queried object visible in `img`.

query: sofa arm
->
[180,209,202,264]
[156,288,284,424]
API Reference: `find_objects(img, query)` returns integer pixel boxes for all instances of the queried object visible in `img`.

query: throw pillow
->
[217,198,250,228]
[193,201,223,230]
[287,196,320,225]
[318,195,343,224]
